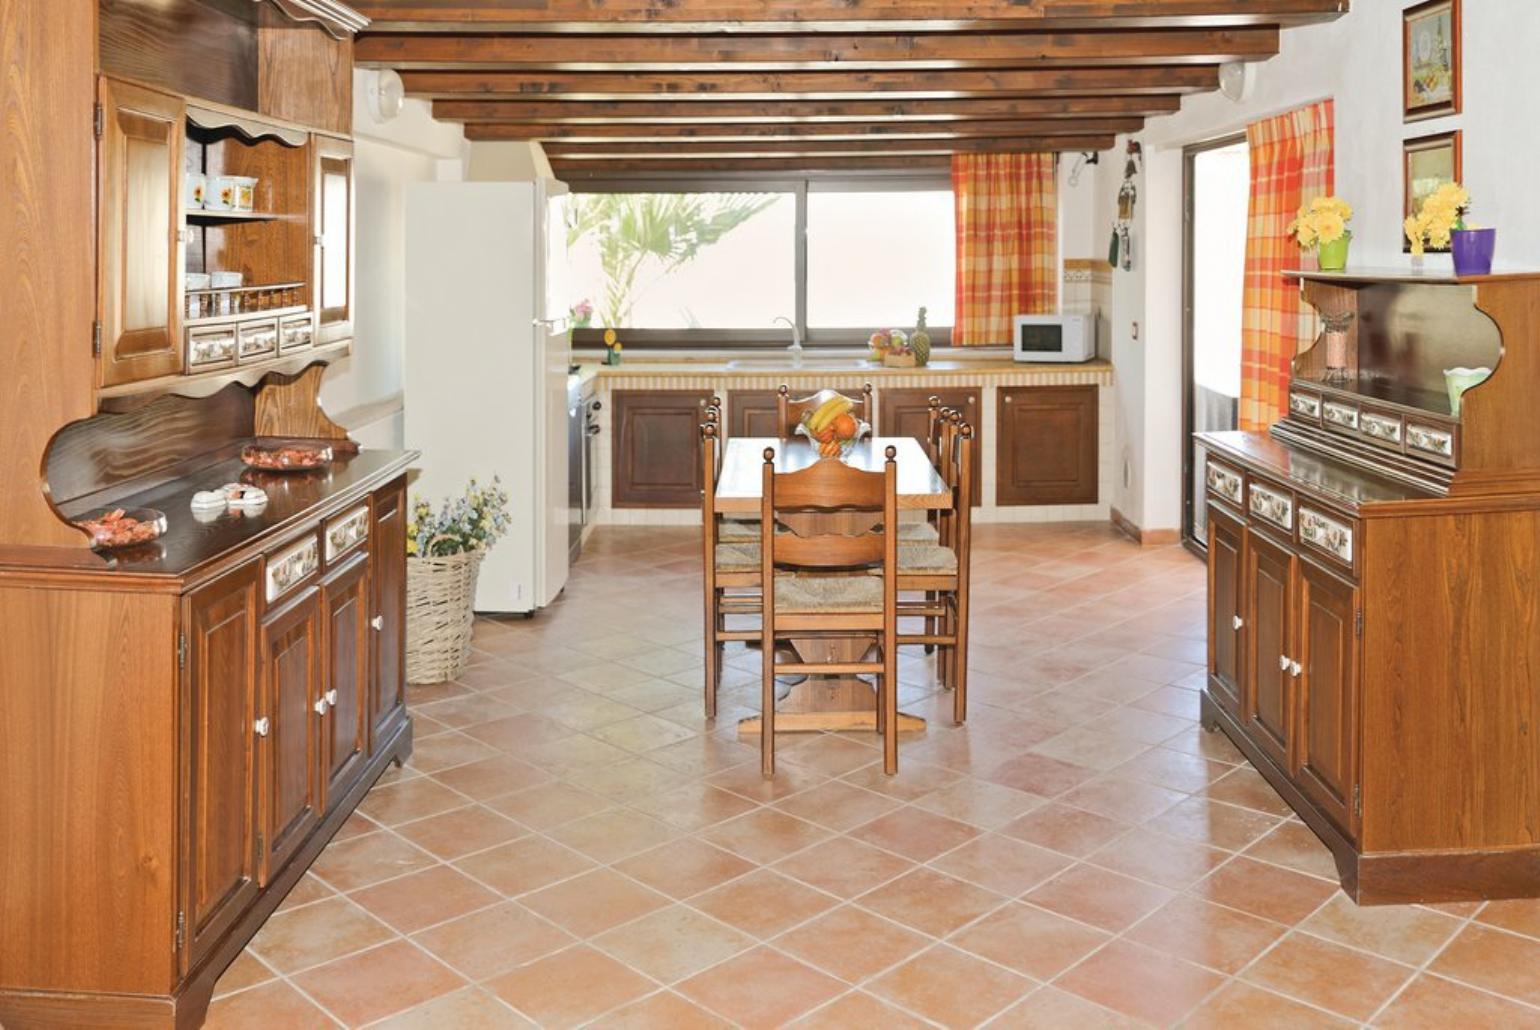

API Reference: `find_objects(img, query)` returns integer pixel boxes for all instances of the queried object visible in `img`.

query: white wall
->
[317,71,465,449]
[1105,0,1540,533]
[465,141,555,183]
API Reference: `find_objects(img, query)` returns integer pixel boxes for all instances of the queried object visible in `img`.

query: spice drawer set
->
[1200,269,1540,904]
[0,1,418,1027]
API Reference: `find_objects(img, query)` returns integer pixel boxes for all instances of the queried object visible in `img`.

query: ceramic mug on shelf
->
[230,176,258,213]
[185,172,207,210]
[205,175,235,212]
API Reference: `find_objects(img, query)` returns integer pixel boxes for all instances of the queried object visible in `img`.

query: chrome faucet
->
[773,316,804,367]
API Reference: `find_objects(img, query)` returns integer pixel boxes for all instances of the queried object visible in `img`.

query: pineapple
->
[911,307,932,366]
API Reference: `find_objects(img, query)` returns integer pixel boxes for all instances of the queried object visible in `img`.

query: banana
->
[807,396,853,433]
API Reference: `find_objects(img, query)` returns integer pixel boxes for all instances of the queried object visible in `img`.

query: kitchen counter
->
[575,356,1111,381]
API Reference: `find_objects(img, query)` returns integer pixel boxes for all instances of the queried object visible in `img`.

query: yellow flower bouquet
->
[1404,181,1470,257]
[1288,195,1354,271]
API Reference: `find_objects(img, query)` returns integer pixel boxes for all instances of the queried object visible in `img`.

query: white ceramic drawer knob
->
[314,698,329,716]
[371,615,384,631]
[325,689,338,706]
[1232,615,1244,631]
[1278,654,1291,671]
[253,717,270,738]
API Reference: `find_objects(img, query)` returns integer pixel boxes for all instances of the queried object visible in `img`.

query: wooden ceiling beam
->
[431,94,1182,123]
[354,0,1347,33]
[355,28,1278,71]
[398,66,1219,101]
[542,135,1115,157]
[463,117,1142,142]
[552,155,957,175]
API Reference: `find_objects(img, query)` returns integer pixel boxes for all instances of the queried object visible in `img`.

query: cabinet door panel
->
[1297,558,1360,836]
[726,390,781,439]
[996,385,1098,506]
[182,561,261,972]
[259,586,323,884]
[1245,528,1295,769]
[322,554,370,805]
[371,481,408,750]
[879,388,982,506]
[612,390,712,508]
[1206,502,1245,718]
[314,136,354,343]
[98,77,184,386]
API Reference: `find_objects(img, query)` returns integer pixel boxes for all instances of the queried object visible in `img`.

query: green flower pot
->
[1317,233,1351,272]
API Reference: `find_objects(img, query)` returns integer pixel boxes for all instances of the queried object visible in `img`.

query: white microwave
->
[1013,312,1097,363]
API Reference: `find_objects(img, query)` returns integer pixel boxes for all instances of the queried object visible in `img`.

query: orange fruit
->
[817,427,836,443]
[831,413,858,439]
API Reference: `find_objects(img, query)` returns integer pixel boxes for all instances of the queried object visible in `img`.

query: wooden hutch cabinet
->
[0,2,416,1027]
[1200,269,1540,904]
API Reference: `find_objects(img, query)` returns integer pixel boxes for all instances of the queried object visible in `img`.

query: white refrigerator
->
[404,179,572,614]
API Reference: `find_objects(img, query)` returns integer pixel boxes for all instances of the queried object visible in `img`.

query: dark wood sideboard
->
[0,2,417,1026]
[1199,269,1540,904]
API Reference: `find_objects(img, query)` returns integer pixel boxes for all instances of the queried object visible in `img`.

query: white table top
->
[714,437,951,514]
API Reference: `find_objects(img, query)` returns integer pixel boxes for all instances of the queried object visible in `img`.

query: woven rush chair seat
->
[715,542,761,573]
[774,572,882,614]
[719,517,761,542]
[896,542,959,574]
[898,521,939,542]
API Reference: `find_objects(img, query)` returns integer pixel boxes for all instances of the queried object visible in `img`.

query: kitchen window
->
[568,175,955,348]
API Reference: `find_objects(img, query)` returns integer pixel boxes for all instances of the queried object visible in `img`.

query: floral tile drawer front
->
[1322,401,1360,431]
[1249,482,1294,532]
[1361,411,1403,446]
[1300,507,1354,566]
[266,536,319,603]
[238,319,279,362]
[1289,391,1322,420]
[325,505,370,563]
[1406,422,1455,459]
[1205,461,1244,506]
[187,326,238,370]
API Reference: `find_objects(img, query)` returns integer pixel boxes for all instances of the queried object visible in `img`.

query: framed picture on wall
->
[1403,131,1462,251]
[1403,0,1461,121]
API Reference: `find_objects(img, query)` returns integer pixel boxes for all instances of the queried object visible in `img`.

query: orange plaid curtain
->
[952,153,1057,346]
[1240,100,1335,430]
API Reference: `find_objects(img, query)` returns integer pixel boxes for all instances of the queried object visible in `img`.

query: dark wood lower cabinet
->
[726,389,781,439]
[1296,557,1360,834]
[996,385,1099,505]
[1206,502,1245,719]
[1244,527,1295,771]
[181,560,262,973]
[0,469,415,1030]
[321,554,370,808]
[879,387,981,506]
[370,481,408,750]
[258,583,324,886]
[612,389,712,508]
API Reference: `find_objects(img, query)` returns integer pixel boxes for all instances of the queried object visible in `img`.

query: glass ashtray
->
[74,507,168,550]
[240,438,334,473]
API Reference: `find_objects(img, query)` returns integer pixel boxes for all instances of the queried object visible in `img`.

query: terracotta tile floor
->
[206,524,1540,1028]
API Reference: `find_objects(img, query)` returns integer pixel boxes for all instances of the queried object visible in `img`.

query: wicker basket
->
[406,537,485,684]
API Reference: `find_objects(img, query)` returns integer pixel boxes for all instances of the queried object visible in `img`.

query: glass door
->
[1183,136,1250,550]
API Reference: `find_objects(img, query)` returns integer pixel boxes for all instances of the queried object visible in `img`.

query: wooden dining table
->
[715,436,953,736]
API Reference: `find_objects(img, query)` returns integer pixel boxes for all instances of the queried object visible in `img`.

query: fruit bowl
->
[74,507,167,550]
[797,393,870,459]
[241,438,334,473]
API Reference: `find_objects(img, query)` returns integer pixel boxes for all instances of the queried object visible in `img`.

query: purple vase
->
[1451,228,1497,277]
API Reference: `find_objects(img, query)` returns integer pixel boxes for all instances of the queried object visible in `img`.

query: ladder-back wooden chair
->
[897,414,974,724]
[759,445,900,776]
[776,383,873,438]
[707,397,760,544]
[701,418,764,718]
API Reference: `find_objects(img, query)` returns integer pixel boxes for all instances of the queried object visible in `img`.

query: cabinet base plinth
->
[0,716,413,1030]
[1202,689,1540,905]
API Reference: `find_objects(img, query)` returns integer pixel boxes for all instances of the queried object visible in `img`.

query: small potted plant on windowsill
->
[405,477,510,683]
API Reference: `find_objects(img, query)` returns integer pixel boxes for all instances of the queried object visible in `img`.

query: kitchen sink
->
[726,358,876,371]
